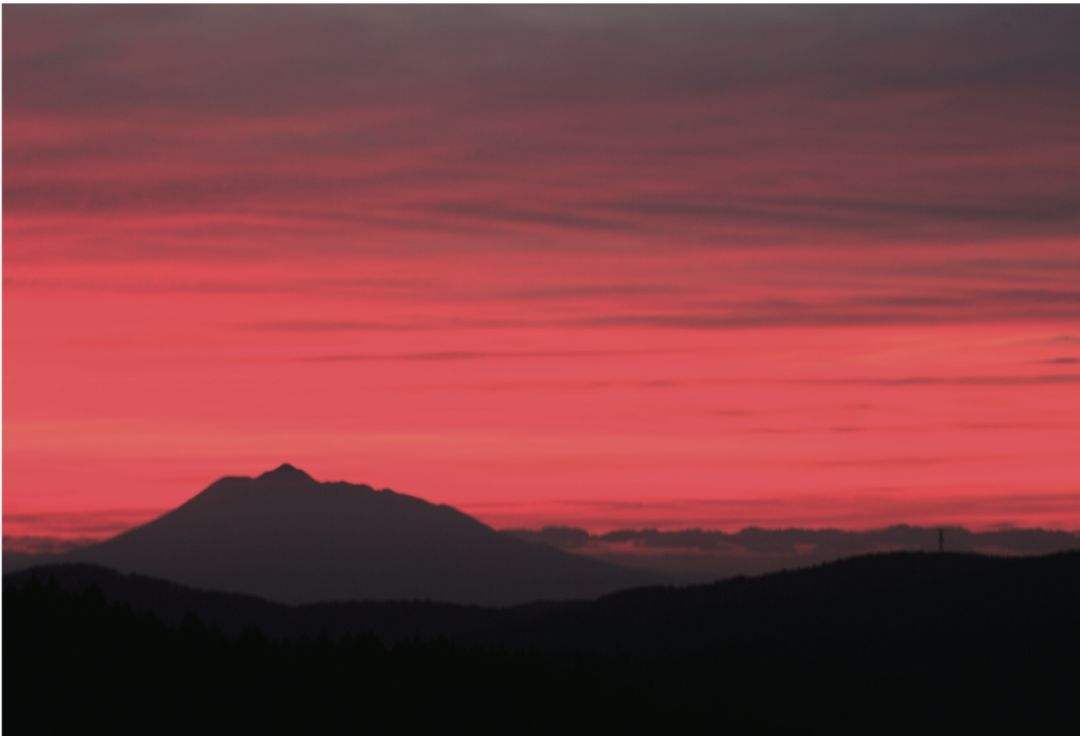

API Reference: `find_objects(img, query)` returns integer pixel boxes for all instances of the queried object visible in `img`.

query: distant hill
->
[507,523,1080,582]
[58,464,647,605]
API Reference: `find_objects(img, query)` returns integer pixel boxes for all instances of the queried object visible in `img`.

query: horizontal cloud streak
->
[3,509,163,538]
[795,374,1080,387]
[230,288,1080,334]
[299,348,687,363]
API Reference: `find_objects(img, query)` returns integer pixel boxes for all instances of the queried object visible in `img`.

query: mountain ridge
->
[9,549,1080,651]
[60,464,648,605]
[508,521,1080,582]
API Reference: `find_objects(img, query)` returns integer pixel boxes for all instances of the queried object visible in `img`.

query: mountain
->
[61,464,647,605]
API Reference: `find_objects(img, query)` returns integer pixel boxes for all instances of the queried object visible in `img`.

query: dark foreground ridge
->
[6,551,1079,731]
[57,464,647,605]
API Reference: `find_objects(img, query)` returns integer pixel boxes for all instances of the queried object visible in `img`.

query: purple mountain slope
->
[66,464,648,605]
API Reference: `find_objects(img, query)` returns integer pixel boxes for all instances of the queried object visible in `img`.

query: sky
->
[5,6,1080,544]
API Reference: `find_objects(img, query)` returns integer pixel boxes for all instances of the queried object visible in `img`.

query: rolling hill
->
[7,551,1079,732]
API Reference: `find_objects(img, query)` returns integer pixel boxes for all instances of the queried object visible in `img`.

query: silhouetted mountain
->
[7,551,1079,732]
[507,523,1080,582]
[60,464,647,605]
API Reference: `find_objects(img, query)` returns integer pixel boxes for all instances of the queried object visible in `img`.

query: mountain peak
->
[257,463,315,483]
[67,462,644,605]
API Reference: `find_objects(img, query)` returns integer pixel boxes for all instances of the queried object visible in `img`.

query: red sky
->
[5,7,1080,542]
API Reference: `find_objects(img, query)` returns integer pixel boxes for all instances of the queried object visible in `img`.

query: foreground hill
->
[7,551,1079,731]
[10,550,1080,651]
[60,464,646,605]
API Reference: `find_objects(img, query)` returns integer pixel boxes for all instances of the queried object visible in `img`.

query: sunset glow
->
[5,6,1080,542]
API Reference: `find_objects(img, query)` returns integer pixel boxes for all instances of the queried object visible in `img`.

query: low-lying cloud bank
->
[506,525,1080,582]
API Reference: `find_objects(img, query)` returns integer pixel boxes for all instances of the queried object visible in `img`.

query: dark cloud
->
[8,7,1079,112]
[227,287,1080,335]
[579,292,1080,330]
[600,193,1080,242]
[7,6,1080,258]
[430,201,631,233]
